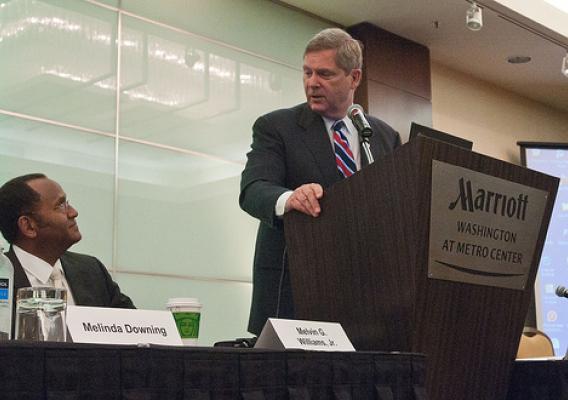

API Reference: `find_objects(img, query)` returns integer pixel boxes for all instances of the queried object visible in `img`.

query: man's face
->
[303,49,361,120]
[26,178,81,251]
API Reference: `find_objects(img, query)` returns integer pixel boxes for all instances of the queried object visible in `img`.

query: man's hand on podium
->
[285,183,323,217]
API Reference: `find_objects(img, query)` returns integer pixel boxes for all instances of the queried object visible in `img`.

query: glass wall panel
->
[91,0,119,8]
[115,139,256,281]
[114,272,252,345]
[0,116,115,263]
[0,0,118,132]
[0,0,333,339]
[119,14,304,162]
[121,0,331,66]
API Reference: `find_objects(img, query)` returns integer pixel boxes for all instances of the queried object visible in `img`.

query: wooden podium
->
[284,136,558,400]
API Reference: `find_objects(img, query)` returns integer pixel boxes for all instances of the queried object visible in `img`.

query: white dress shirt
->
[13,245,76,305]
[275,115,361,217]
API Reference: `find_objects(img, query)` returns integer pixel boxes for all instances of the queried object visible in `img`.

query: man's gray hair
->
[304,28,363,72]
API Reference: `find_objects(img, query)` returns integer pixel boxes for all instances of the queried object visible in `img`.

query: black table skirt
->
[507,359,568,400]
[0,342,426,400]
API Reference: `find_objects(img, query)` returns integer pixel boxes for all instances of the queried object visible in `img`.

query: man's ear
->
[350,68,362,89]
[17,215,38,239]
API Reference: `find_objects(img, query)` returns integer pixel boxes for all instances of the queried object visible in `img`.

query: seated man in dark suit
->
[0,173,135,334]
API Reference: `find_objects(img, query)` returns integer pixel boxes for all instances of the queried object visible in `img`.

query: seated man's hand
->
[285,183,324,217]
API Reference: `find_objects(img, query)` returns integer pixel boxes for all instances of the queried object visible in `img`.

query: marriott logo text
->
[448,178,528,221]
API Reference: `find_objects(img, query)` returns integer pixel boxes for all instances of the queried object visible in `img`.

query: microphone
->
[555,286,568,298]
[347,104,373,139]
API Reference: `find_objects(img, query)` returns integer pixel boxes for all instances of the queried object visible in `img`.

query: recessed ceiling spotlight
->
[562,53,568,78]
[466,2,483,31]
[507,56,532,64]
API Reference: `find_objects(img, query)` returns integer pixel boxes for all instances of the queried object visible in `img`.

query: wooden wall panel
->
[367,81,433,141]
[349,22,431,99]
[348,22,432,140]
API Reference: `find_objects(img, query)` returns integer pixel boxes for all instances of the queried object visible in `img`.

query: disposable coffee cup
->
[166,298,202,346]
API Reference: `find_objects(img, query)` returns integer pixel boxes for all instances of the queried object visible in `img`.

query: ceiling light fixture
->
[466,2,483,31]
[473,1,568,81]
[507,56,532,64]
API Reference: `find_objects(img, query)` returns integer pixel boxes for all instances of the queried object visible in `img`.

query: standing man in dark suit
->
[0,173,135,335]
[240,28,401,335]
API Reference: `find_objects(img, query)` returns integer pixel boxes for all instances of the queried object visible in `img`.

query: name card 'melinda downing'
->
[66,306,182,346]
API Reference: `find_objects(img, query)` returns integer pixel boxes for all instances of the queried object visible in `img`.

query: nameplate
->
[255,318,355,351]
[67,306,182,346]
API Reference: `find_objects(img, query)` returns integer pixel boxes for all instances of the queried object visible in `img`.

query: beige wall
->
[431,62,568,164]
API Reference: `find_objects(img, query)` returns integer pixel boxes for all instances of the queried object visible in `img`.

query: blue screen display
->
[525,147,568,356]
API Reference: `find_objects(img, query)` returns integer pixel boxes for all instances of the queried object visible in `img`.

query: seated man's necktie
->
[50,266,64,289]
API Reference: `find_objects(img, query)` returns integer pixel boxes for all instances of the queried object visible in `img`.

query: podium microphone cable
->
[275,246,287,318]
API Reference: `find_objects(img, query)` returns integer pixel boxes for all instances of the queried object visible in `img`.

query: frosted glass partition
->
[114,273,252,346]
[0,0,118,132]
[121,0,331,66]
[0,0,332,344]
[119,14,305,160]
[116,140,256,281]
[0,116,115,263]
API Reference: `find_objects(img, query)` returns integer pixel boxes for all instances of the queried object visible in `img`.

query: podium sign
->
[429,160,549,290]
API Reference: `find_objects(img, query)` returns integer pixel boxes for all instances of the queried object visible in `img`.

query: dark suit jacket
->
[240,103,401,335]
[7,247,135,337]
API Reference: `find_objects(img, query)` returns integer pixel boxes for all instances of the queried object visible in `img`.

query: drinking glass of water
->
[15,287,67,342]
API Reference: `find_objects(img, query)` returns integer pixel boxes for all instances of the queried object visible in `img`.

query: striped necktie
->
[50,265,74,305]
[332,120,356,178]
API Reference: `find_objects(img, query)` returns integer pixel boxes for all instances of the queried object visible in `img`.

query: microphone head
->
[347,104,365,120]
[556,286,566,297]
[347,104,373,138]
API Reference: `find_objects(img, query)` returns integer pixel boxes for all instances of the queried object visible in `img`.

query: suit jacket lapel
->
[6,247,31,338]
[361,115,391,167]
[369,126,382,162]
[297,105,342,186]
[61,254,93,305]
[6,247,31,293]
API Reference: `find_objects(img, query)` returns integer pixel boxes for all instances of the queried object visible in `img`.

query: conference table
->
[1,341,565,399]
[0,341,426,400]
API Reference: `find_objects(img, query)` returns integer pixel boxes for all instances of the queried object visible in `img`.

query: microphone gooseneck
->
[347,104,374,165]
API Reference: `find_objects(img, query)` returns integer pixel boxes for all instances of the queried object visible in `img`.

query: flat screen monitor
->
[519,141,568,357]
